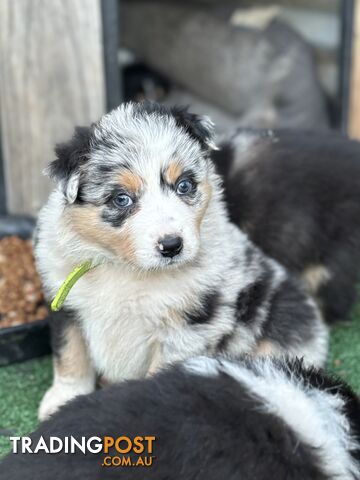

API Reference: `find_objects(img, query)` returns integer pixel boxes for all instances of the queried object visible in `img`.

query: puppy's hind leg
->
[38,311,95,421]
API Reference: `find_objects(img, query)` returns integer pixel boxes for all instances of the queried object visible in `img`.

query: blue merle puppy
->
[35,102,328,420]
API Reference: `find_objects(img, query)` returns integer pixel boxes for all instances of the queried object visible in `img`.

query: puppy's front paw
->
[38,378,94,421]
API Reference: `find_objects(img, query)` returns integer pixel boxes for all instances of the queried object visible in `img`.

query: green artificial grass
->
[0,356,52,456]
[328,297,360,391]
[0,307,359,458]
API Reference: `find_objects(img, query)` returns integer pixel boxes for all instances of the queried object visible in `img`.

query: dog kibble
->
[0,236,48,328]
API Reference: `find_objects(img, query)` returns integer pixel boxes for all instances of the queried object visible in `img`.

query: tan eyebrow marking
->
[165,162,183,185]
[117,170,143,194]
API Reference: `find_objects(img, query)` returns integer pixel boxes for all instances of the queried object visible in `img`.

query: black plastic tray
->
[0,215,51,366]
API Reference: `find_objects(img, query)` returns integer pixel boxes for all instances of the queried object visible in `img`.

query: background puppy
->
[213,129,360,323]
[1,357,359,480]
[35,102,328,420]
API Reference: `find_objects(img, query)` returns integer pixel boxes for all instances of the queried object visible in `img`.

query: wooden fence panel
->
[0,0,106,214]
[349,0,360,139]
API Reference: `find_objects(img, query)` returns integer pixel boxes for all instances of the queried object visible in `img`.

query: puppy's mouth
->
[138,248,195,273]
[155,250,187,269]
[159,253,185,266]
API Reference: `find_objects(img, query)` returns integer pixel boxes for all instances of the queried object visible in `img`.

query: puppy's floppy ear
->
[45,126,92,203]
[171,106,218,151]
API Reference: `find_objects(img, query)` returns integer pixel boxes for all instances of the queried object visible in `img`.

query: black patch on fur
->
[184,291,220,324]
[171,106,213,151]
[101,207,133,228]
[235,281,265,324]
[102,194,139,228]
[235,263,273,324]
[216,332,235,353]
[262,277,317,348]
[159,169,167,190]
[0,360,342,479]
[133,101,214,151]
[48,127,93,191]
[97,163,117,174]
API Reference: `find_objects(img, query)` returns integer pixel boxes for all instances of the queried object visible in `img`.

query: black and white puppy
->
[1,357,359,480]
[212,129,360,323]
[35,102,328,420]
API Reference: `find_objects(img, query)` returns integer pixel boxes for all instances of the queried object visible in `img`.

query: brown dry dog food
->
[0,236,48,328]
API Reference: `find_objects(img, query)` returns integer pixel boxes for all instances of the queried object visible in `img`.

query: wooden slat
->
[0,0,106,215]
[349,0,360,139]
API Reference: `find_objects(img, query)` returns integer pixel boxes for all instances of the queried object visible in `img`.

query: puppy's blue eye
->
[113,194,133,208]
[176,179,194,195]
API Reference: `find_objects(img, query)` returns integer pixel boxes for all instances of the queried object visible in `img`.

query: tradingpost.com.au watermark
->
[9,435,156,468]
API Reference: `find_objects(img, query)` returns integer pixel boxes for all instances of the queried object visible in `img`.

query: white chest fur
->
[65,263,213,381]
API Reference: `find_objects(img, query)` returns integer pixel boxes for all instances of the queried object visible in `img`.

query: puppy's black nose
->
[158,235,183,258]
